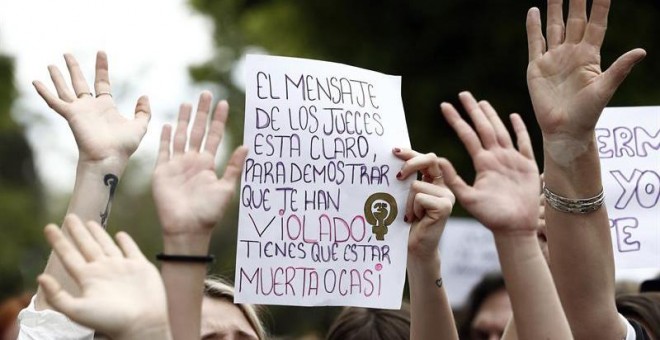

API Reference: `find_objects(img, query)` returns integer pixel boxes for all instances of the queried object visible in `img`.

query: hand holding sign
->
[393,149,455,261]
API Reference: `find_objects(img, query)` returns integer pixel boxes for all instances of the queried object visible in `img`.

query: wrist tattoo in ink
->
[100,174,118,228]
[435,278,443,288]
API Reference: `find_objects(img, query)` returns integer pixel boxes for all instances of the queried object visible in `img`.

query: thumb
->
[600,48,646,99]
[38,274,80,318]
[134,95,152,126]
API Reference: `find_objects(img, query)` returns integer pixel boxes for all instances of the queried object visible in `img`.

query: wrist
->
[116,320,172,340]
[76,157,128,177]
[162,232,212,255]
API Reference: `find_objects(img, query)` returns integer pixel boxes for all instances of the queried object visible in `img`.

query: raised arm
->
[32,52,150,310]
[438,91,571,339]
[152,92,247,340]
[526,0,645,337]
[393,149,458,340]
[38,215,171,340]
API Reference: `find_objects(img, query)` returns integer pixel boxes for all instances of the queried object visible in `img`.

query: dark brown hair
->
[616,293,660,339]
[325,302,411,340]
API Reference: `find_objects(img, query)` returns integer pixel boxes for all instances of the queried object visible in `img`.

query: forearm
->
[161,233,211,340]
[407,254,458,340]
[494,233,571,340]
[543,134,622,338]
[36,160,126,310]
[501,317,518,340]
[117,323,173,340]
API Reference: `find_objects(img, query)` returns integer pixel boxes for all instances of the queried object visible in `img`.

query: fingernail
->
[396,172,402,179]
[404,215,408,222]
[393,148,401,153]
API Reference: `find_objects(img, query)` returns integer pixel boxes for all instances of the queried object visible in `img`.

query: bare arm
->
[152,92,247,340]
[394,149,458,340]
[439,92,571,339]
[32,52,150,310]
[525,0,645,337]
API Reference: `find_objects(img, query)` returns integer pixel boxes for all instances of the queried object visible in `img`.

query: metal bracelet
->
[543,185,605,214]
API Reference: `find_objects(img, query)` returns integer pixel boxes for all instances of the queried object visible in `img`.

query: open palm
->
[439,92,540,233]
[33,52,150,163]
[525,0,645,140]
[152,92,247,235]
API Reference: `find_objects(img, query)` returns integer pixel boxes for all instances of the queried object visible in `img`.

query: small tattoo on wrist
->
[100,174,118,228]
[435,278,443,288]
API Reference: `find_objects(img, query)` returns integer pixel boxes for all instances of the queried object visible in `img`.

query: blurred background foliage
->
[0,0,658,337]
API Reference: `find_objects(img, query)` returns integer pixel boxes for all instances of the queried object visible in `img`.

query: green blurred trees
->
[0,53,46,300]
[188,0,659,336]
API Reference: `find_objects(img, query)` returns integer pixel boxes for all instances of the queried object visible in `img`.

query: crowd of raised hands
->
[11,0,654,339]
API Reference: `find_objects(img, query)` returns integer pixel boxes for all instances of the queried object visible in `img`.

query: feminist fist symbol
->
[364,193,398,241]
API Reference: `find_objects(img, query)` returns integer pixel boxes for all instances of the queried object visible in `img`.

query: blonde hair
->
[203,276,267,340]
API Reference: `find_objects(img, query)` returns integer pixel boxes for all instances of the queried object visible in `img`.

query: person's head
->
[616,292,660,339]
[459,273,511,340]
[325,302,410,340]
[0,292,32,340]
[202,277,267,340]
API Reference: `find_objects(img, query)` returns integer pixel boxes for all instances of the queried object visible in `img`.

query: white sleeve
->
[619,313,637,340]
[17,295,94,340]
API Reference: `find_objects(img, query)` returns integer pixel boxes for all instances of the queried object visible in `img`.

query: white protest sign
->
[439,218,501,307]
[596,106,660,269]
[235,55,413,308]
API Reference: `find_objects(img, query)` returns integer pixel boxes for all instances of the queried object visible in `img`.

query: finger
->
[220,146,249,185]
[156,124,173,165]
[526,7,546,61]
[115,231,146,260]
[479,100,512,148]
[600,49,647,101]
[413,193,453,224]
[173,103,192,155]
[436,157,474,204]
[440,102,483,157]
[65,215,105,262]
[47,65,76,102]
[547,0,565,49]
[204,100,229,156]
[63,54,92,97]
[37,274,80,318]
[32,80,68,114]
[510,113,535,160]
[86,221,123,258]
[583,0,610,47]
[44,223,85,279]
[564,0,587,43]
[189,91,213,152]
[405,181,446,222]
[392,147,421,161]
[405,181,449,222]
[397,152,442,181]
[134,95,152,128]
[94,51,111,96]
[460,92,498,149]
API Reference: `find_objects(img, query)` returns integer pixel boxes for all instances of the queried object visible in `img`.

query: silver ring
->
[95,91,113,98]
[76,92,93,98]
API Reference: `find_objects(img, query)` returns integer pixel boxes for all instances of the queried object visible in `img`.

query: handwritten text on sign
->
[596,106,660,269]
[235,55,413,308]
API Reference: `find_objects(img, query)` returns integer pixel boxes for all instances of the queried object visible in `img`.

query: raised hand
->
[394,149,459,340]
[393,149,455,260]
[437,92,540,234]
[152,91,248,236]
[526,0,645,149]
[33,52,150,165]
[38,215,171,340]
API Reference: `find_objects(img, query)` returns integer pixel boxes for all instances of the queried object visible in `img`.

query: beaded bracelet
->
[543,185,605,214]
